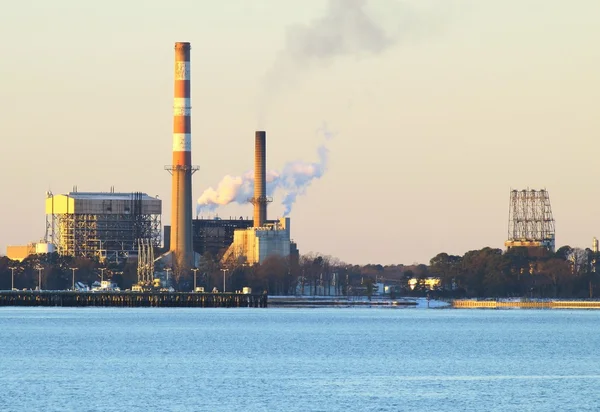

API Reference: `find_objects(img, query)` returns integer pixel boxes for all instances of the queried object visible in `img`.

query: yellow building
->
[6,244,35,262]
[6,242,55,262]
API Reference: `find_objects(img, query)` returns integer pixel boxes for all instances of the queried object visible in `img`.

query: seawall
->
[453,299,600,309]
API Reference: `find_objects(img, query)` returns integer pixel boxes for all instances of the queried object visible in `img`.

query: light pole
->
[36,266,43,291]
[70,267,78,290]
[191,268,199,292]
[220,268,228,293]
[99,268,106,283]
[165,268,172,287]
[9,267,17,290]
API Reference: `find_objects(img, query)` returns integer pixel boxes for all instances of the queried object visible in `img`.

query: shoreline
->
[452,299,600,309]
[268,296,450,309]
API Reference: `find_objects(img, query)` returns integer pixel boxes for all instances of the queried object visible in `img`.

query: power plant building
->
[164,217,278,257]
[45,191,161,260]
[221,131,294,266]
[223,218,292,265]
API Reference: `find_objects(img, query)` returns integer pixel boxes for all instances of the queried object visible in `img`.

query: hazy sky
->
[1,0,599,265]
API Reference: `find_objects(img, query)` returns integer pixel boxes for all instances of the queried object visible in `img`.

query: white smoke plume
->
[258,0,426,123]
[196,124,335,217]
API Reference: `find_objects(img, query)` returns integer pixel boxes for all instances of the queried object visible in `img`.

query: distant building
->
[6,242,54,262]
[408,277,441,291]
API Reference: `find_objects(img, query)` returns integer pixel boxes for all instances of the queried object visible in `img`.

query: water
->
[1,308,600,411]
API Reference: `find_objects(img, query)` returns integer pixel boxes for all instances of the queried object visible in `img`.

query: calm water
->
[1,307,600,411]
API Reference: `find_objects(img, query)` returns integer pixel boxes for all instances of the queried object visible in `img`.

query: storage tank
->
[35,242,55,254]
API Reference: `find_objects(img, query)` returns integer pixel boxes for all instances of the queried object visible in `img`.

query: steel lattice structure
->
[46,191,161,262]
[505,189,555,252]
[137,238,155,285]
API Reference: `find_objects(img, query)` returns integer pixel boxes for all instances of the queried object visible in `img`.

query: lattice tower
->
[506,189,555,252]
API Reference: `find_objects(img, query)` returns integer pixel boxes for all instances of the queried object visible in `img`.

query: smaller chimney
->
[251,131,269,227]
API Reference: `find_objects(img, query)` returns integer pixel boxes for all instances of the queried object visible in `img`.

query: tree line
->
[1,245,598,298]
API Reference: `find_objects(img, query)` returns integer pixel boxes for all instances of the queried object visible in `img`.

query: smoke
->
[277,144,329,215]
[284,0,392,62]
[258,0,425,123]
[195,173,254,212]
[197,124,336,216]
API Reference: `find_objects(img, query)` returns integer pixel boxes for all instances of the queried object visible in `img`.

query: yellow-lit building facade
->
[223,217,291,265]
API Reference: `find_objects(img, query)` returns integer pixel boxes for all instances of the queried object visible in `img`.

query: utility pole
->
[9,267,17,290]
[165,268,172,288]
[191,268,199,292]
[36,266,43,291]
[70,268,78,290]
[220,268,228,293]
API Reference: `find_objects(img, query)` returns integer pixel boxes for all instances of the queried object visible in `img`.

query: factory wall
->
[227,218,291,265]
[45,195,75,215]
[256,229,291,264]
[230,229,258,264]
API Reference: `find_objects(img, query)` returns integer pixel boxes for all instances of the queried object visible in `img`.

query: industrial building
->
[6,242,54,262]
[45,190,161,261]
[223,218,292,265]
[168,130,296,266]
[6,44,296,272]
[165,217,277,257]
[505,188,556,252]
[220,131,295,265]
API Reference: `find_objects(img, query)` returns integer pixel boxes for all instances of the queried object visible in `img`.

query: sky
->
[1,0,599,265]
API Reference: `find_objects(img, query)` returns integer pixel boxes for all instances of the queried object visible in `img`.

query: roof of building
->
[62,192,159,201]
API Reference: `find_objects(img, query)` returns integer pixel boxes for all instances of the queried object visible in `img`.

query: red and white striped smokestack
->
[169,42,195,268]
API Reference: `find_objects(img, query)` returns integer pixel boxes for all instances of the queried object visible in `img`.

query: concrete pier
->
[0,291,267,308]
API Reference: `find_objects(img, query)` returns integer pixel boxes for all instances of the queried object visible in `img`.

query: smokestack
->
[169,42,196,268]
[252,131,268,227]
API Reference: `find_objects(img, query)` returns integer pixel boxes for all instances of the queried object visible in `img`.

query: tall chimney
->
[169,42,195,269]
[252,131,267,227]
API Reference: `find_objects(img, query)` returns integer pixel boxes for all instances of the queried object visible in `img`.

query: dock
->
[452,299,600,309]
[0,291,268,308]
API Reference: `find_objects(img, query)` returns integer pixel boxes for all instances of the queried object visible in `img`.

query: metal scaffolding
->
[137,238,155,285]
[505,189,555,252]
[46,191,161,262]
